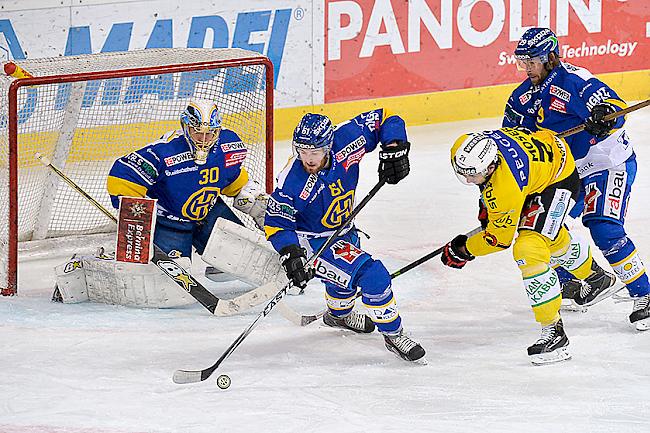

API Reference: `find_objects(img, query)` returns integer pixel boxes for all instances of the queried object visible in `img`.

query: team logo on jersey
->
[342,149,365,171]
[164,152,193,167]
[331,240,364,264]
[221,142,246,152]
[584,182,601,215]
[322,190,355,228]
[605,170,626,220]
[182,187,220,220]
[335,136,366,162]
[519,91,532,105]
[299,174,318,200]
[519,196,545,229]
[550,85,571,102]
[224,150,247,167]
[549,97,567,113]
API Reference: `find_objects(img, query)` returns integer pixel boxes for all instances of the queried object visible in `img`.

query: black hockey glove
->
[584,103,617,138]
[441,235,475,269]
[378,141,411,184]
[478,198,488,230]
[279,244,314,289]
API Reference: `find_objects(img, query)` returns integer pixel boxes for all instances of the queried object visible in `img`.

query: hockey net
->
[0,48,273,295]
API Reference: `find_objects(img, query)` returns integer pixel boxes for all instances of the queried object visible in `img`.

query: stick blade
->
[172,369,204,384]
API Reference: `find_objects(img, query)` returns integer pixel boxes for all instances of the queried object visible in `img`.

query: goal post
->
[0,48,274,296]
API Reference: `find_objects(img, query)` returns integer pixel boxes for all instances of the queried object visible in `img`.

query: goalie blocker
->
[53,197,194,308]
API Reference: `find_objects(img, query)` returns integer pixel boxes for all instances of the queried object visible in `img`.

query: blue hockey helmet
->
[292,113,334,151]
[180,98,222,165]
[514,27,560,67]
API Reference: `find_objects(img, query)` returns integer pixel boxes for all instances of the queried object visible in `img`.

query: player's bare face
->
[298,148,328,174]
[189,128,218,148]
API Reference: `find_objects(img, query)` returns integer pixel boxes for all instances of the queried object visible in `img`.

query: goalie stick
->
[172,179,386,384]
[35,153,275,316]
[276,226,483,326]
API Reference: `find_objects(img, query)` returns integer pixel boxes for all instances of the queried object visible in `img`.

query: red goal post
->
[0,48,274,296]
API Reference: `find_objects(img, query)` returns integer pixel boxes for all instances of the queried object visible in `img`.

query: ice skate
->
[629,294,650,331]
[323,310,375,333]
[527,319,571,365]
[561,261,620,312]
[383,331,426,362]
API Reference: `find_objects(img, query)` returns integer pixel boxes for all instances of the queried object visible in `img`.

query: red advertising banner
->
[116,196,156,264]
[325,0,650,103]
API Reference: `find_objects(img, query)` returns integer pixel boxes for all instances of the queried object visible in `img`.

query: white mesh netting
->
[0,48,272,294]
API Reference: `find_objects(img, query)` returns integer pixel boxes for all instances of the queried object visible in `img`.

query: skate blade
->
[580,283,626,308]
[529,347,572,366]
[560,299,588,313]
[634,318,650,331]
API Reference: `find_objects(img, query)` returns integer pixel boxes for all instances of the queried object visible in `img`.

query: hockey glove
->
[378,141,411,184]
[478,198,488,230]
[441,235,475,269]
[584,103,617,138]
[279,244,314,289]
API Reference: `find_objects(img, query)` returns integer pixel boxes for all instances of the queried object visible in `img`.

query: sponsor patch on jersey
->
[221,141,246,152]
[604,169,626,220]
[335,136,366,162]
[299,174,318,200]
[519,91,532,105]
[164,151,193,167]
[586,87,612,111]
[331,240,364,264]
[361,110,381,132]
[342,148,365,171]
[164,165,199,177]
[266,196,296,222]
[549,97,567,113]
[584,182,601,215]
[549,85,571,102]
[224,150,247,167]
[125,152,158,183]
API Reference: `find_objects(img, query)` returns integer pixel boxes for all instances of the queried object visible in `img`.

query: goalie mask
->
[180,99,222,165]
[451,132,499,185]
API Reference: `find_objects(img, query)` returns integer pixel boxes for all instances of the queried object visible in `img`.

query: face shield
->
[181,100,222,165]
[515,55,545,72]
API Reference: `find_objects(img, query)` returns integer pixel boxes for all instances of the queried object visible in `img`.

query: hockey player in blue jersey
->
[107,98,268,265]
[264,112,425,362]
[503,27,650,329]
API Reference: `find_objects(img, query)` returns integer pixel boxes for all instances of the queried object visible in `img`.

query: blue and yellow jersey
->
[503,62,632,178]
[107,128,249,223]
[264,109,407,252]
[452,128,575,257]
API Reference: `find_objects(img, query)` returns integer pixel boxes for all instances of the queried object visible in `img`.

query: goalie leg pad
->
[202,218,288,287]
[54,257,89,303]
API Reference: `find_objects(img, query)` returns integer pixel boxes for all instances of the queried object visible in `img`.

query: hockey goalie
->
[52,98,279,309]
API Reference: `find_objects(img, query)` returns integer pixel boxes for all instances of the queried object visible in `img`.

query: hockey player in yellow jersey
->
[441,127,609,365]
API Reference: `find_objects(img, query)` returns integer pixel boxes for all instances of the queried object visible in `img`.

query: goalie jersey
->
[264,109,407,252]
[107,129,249,223]
[459,128,576,257]
[502,62,632,178]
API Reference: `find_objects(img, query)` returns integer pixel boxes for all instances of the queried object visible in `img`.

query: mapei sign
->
[325,0,650,103]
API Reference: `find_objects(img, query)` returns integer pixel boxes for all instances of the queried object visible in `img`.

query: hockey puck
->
[216,374,231,389]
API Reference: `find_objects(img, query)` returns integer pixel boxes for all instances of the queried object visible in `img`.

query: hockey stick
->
[34,153,273,316]
[172,179,387,384]
[557,99,650,138]
[277,225,483,326]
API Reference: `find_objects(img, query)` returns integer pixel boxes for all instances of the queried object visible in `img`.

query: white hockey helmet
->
[180,98,222,165]
[451,132,499,184]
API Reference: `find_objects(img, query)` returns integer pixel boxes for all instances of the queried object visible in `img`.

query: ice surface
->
[2,112,649,433]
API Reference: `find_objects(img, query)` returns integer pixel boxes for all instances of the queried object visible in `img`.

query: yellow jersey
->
[452,128,575,256]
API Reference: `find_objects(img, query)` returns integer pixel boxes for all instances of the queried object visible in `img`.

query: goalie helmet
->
[515,27,560,66]
[180,98,222,165]
[451,132,499,185]
[292,113,334,155]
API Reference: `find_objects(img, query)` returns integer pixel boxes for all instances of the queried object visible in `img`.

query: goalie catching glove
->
[441,234,475,269]
[232,179,268,230]
[279,244,314,289]
[378,141,411,184]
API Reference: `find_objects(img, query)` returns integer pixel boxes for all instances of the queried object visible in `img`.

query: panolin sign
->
[325,0,650,103]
